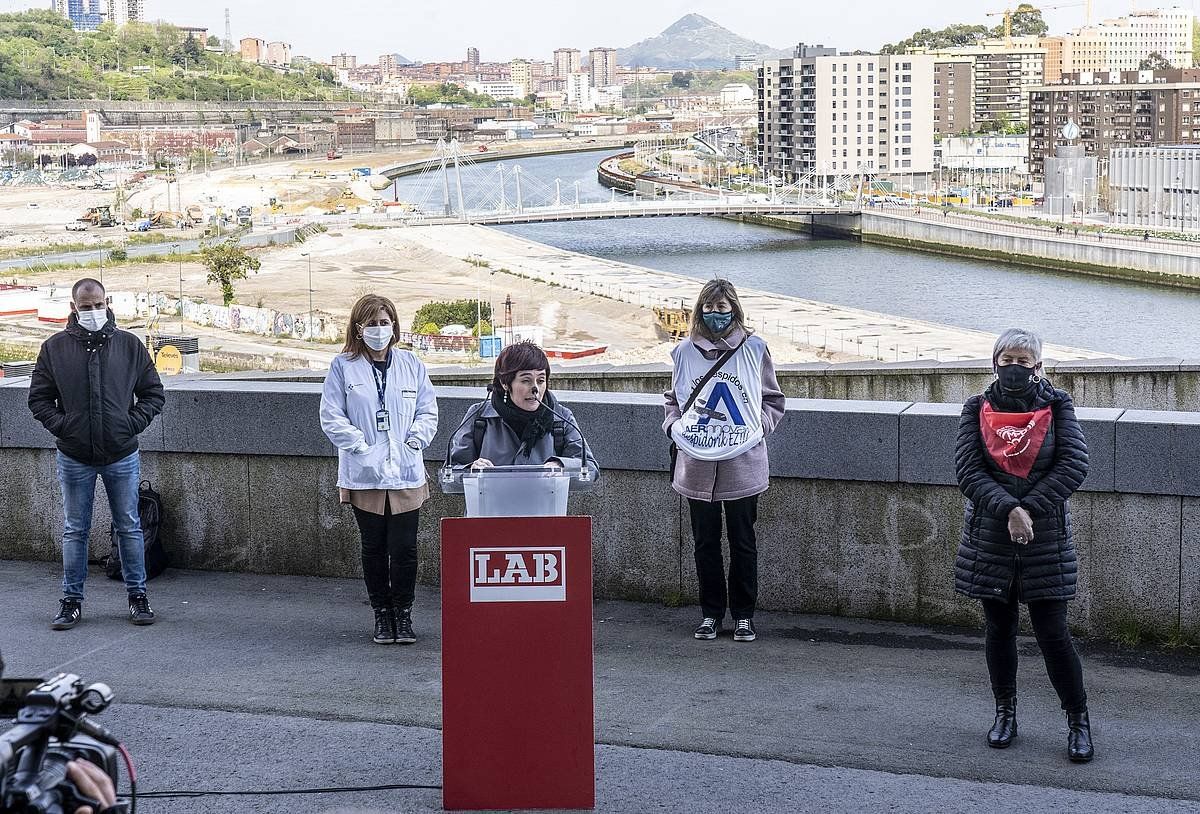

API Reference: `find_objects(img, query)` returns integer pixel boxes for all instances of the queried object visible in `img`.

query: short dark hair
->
[71,278,105,300]
[490,341,551,394]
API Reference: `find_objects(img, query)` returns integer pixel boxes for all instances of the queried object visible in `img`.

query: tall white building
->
[105,0,143,26]
[566,72,594,111]
[758,54,936,182]
[1040,8,1195,82]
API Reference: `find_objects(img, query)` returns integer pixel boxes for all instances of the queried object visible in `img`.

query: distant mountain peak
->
[663,14,719,35]
[618,15,788,70]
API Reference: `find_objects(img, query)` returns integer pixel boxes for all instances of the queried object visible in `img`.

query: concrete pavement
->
[1,560,1197,813]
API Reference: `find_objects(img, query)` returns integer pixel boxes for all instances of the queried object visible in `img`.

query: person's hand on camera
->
[67,759,117,814]
[470,458,494,470]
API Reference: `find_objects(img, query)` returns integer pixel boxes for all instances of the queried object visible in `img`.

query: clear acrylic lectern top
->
[439,463,595,518]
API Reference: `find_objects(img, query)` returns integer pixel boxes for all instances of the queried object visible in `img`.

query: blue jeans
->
[57,450,147,600]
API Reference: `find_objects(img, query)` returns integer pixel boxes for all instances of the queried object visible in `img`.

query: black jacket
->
[953,380,1089,603]
[28,311,165,467]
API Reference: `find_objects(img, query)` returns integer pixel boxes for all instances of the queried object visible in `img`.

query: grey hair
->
[992,328,1043,367]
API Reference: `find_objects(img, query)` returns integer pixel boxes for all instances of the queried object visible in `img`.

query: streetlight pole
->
[173,243,182,333]
[302,252,313,338]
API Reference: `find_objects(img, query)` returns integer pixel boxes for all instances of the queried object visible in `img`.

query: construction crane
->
[987,2,1088,48]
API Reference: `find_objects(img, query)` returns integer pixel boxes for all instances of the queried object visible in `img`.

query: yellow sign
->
[155,345,183,376]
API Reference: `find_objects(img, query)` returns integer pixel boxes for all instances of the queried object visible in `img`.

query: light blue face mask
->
[702,311,733,334]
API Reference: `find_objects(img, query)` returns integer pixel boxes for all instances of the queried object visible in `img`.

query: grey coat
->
[448,392,599,480]
[662,328,787,502]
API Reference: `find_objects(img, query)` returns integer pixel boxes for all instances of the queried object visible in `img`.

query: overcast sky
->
[3,0,1195,62]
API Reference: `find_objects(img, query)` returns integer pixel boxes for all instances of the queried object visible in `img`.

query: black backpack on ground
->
[104,480,168,581]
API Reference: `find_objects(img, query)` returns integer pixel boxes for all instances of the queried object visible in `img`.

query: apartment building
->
[266,42,292,66]
[758,54,936,182]
[916,41,1045,134]
[1039,8,1195,83]
[554,48,581,79]
[467,47,480,68]
[589,48,618,89]
[331,53,358,71]
[933,59,973,136]
[1028,69,1200,177]
[240,38,267,64]
[105,0,141,26]
[566,72,594,112]
[509,60,531,97]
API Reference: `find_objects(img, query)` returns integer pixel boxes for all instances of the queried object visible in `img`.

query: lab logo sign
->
[470,547,566,602]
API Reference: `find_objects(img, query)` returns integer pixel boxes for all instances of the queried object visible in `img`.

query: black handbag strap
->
[679,336,748,416]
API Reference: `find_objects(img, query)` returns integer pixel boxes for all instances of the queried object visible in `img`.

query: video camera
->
[1,655,128,814]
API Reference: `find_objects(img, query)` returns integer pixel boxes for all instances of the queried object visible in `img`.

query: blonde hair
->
[688,278,747,340]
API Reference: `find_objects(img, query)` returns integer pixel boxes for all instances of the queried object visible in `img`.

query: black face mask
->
[996,363,1036,392]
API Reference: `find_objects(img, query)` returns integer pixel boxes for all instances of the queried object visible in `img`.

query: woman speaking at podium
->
[664,279,785,644]
[448,341,597,479]
[320,294,439,647]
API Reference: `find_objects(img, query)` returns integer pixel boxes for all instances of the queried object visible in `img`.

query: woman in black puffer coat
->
[954,328,1093,764]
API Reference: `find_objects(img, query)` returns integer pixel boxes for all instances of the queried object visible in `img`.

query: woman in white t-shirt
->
[663,279,786,643]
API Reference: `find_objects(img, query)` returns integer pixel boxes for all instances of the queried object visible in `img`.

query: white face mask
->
[362,325,392,352]
[77,309,107,333]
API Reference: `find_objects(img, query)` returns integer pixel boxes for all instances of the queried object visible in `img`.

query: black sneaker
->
[373,607,396,645]
[394,606,416,645]
[694,617,719,640]
[128,593,156,626]
[51,598,82,630]
[733,619,756,642]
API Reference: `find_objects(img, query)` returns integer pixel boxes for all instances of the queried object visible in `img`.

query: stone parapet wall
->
[1,380,1195,642]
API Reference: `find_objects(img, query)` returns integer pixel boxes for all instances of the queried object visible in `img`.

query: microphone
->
[544,395,596,481]
[442,398,488,476]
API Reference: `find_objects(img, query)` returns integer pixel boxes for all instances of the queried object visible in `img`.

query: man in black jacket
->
[28,278,165,630]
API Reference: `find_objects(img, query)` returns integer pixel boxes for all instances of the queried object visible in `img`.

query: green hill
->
[0,10,345,101]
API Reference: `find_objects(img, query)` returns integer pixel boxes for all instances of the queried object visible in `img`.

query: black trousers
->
[688,495,758,620]
[352,504,419,610]
[981,591,1087,713]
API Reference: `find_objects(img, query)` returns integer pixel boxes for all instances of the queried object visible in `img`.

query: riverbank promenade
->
[2,560,1196,814]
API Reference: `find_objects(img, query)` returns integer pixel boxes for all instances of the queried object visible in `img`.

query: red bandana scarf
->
[979,402,1053,479]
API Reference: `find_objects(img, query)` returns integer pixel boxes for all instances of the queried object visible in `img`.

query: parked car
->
[65,221,88,232]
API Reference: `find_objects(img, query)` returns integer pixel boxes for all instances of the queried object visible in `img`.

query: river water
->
[392,149,1200,359]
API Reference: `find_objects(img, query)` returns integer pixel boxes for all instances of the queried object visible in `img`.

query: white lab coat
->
[319,350,439,490]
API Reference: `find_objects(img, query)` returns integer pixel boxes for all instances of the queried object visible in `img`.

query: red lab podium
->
[441,515,595,810]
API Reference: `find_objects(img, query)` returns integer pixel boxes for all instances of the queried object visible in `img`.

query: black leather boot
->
[394,605,416,645]
[1067,710,1094,763]
[372,607,396,645]
[987,697,1017,748]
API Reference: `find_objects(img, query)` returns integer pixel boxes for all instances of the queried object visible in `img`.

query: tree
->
[1006,4,1048,37]
[78,153,97,167]
[1139,51,1171,71]
[670,71,693,89]
[180,35,202,66]
[206,35,220,48]
[201,239,260,306]
[411,299,492,333]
